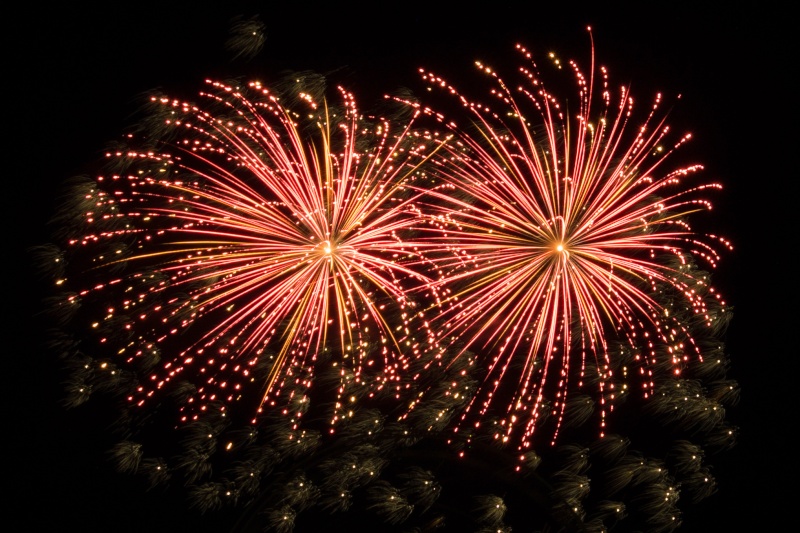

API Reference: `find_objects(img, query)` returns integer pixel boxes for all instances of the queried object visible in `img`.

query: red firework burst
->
[404,34,732,451]
[61,78,440,426]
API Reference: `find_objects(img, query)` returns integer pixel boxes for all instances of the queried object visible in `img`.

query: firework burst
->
[51,77,440,429]
[404,34,732,452]
[34,31,739,531]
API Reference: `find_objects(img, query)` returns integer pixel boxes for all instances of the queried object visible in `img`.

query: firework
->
[52,76,440,429]
[404,33,733,452]
[225,15,267,61]
[36,33,739,532]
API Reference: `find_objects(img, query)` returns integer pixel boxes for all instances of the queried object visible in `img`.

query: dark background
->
[9,2,790,531]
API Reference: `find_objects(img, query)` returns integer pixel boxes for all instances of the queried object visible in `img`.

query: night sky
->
[10,3,790,531]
